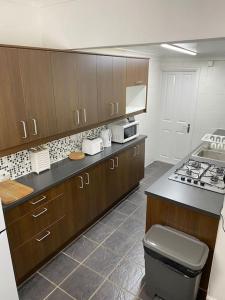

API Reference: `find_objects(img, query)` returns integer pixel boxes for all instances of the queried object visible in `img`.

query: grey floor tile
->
[109,257,145,296]
[119,216,145,240]
[101,210,126,229]
[138,284,153,300]
[127,191,147,207]
[116,200,138,216]
[91,280,136,300]
[102,229,137,256]
[132,204,147,224]
[63,236,98,262]
[84,245,122,277]
[60,265,103,300]
[39,253,79,285]
[46,288,74,300]
[84,222,115,243]
[18,273,55,300]
[126,240,145,267]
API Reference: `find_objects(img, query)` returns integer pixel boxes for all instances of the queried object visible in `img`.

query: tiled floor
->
[18,161,172,300]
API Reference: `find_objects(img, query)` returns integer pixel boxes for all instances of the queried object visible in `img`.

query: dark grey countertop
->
[3,135,147,212]
[145,129,225,217]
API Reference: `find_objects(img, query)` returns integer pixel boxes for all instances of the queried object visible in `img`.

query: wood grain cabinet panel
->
[51,52,80,133]
[18,49,58,140]
[76,54,99,127]
[126,58,149,86]
[97,56,126,122]
[0,48,27,151]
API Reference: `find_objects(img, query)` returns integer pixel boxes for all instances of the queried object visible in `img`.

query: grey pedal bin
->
[143,225,209,300]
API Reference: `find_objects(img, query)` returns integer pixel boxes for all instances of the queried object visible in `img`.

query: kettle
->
[100,129,112,148]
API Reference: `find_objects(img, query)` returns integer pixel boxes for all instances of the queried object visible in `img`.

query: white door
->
[158,71,197,164]
[0,231,19,300]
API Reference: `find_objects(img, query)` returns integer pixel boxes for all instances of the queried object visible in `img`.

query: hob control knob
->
[200,182,205,187]
[181,177,185,181]
[194,180,198,185]
[187,178,192,183]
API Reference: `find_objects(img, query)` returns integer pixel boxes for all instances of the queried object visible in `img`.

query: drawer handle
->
[115,156,119,168]
[30,195,47,205]
[109,158,115,170]
[85,172,90,185]
[78,176,84,189]
[32,207,48,218]
[35,231,51,242]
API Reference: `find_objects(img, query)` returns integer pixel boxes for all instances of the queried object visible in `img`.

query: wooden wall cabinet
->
[5,140,145,284]
[97,56,126,122]
[0,48,27,150]
[18,49,58,141]
[126,58,149,86]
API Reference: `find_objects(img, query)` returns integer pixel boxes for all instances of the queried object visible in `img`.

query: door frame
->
[157,67,200,163]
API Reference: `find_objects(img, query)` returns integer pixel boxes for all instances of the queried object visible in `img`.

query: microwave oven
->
[109,120,140,143]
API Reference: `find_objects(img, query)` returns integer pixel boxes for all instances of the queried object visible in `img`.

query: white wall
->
[207,202,225,300]
[0,0,42,46]
[41,0,225,49]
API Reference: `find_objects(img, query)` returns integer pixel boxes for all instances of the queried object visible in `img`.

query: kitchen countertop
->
[3,135,147,212]
[145,129,225,217]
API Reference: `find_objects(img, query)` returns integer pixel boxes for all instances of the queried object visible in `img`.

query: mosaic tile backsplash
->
[0,126,106,180]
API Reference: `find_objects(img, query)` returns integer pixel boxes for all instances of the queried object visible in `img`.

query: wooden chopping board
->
[0,180,34,205]
[69,151,85,160]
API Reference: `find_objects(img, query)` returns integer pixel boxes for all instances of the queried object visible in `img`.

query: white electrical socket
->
[0,170,10,182]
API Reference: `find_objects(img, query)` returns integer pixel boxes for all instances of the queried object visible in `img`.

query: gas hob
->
[169,159,225,194]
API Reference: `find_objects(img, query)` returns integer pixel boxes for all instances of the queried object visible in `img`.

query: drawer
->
[5,183,64,225]
[7,193,66,250]
[12,216,67,283]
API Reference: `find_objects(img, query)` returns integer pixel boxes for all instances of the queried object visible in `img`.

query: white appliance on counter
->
[30,146,50,174]
[100,129,112,148]
[0,201,19,300]
[109,119,140,143]
[82,137,104,155]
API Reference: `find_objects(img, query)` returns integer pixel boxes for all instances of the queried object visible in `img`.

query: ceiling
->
[7,0,72,7]
[119,39,225,58]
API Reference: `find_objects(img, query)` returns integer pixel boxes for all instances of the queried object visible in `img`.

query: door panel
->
[51,52,79,133]
[0,48,27,150]
[159,71,197,164]
[76,54,99,126]
[113,57,126,117]
[18,49,58,140]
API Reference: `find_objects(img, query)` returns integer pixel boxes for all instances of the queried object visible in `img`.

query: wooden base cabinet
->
[5,140,145,284]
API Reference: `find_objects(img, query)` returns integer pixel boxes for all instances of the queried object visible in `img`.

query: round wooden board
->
[69,152,85,160]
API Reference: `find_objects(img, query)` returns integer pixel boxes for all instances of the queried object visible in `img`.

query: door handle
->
[115,156,119,168]
[78,176,84,188]
[115,102,119,114]
[83,108,87,124]
[84,172,90,185]
[32,118,38,136]
[109,158,115,170]
[20,121,28,139]
[133,146,137,157]
[76,110,80,125]
[187,124,191,134]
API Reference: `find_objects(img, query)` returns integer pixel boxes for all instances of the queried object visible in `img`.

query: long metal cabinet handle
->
[20,121,28,139]
[115,102,119,114]
[76,110,80,125]
[30,195,46,205]
[35,231,50,242]
[32,207,48,218]
[133,146,137,157]
[109,158,115,170]
[85,173,90,185]
[115,156,119,168]
[83,108,87,123]
[32,118,38,135]
[110,103,114,116]
[78,176,84,188]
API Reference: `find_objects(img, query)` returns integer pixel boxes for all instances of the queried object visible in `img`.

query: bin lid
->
[143,225,209,271]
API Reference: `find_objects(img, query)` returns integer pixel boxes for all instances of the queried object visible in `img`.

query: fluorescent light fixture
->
[161,43,197,56]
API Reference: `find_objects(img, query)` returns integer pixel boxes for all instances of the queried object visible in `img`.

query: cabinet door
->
[97,56,114,122]
[76,54,99,127]
[113,57,126,117]
[18,49,58,140]
[136,142,145,181]
[0,48,28,150]
[51,52,80,133]
[126,58,149,86]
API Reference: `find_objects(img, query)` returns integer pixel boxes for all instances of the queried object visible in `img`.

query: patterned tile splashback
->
[0,126,106,180]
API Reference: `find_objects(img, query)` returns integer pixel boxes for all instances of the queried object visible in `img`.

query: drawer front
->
[12,216,67,283]
[7,194,66,250]
[5,183,64,225]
